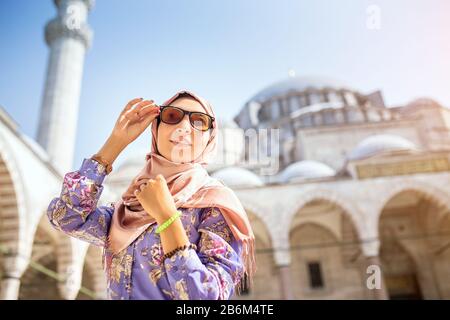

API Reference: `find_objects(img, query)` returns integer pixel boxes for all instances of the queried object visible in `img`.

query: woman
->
[47,90,256,300]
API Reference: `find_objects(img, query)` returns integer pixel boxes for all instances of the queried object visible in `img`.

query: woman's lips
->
[170,139,192,147]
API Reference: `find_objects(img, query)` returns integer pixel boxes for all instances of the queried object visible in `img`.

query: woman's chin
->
[161,149,195,164]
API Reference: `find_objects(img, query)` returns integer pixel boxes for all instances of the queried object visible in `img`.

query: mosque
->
[1,0,450,300]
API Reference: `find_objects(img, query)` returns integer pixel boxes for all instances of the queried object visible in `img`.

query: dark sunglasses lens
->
[161,107,184,124]
[190,113,211,131]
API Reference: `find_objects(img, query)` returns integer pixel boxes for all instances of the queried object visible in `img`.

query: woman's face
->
[156,97,211,163]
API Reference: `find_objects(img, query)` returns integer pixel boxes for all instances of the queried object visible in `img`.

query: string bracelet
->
[162,243,197,260]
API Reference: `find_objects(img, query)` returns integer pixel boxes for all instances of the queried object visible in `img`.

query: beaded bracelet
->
[162,243,197,260]
[155,210,182,234]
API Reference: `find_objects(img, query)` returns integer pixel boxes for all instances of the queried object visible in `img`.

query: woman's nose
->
[175,117,191,134]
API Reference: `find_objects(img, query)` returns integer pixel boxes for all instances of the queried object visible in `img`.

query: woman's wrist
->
[96,134,127,165]
[158,216,191,254]
[156,208,180,225]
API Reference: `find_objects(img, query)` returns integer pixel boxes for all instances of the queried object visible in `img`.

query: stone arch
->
[0,141,29,258]
[375,180,450,224]
[288,188,367,240]
[18,222,61,300]
[233,208,281,300]
[19,252,61,300]
[378,184,450,299]
[0,138,32,299]
[55,236,90,300]
[288,192,366,299]
[78,245,106,300]
[235,194,272,226]
[233,193,281,256]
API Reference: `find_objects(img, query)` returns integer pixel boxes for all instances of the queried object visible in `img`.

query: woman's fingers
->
[138,104,160,118]
[133,99,154,112]
[134,99,154,113]
[121,97,143,116]
[138,108,159,129]
[125,100,154,121]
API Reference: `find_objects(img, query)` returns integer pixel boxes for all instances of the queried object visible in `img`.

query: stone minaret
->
[36,0,94,175]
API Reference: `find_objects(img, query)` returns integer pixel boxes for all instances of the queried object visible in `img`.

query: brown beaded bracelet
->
[162,243,197,260]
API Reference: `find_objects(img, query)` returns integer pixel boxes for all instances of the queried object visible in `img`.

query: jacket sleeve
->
[46,158,113,247]
[163,207,245,300]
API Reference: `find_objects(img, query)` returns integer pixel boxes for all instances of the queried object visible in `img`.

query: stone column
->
[36,0,94,175]
[57,263,84,300]
[56,237,89,300]
[0,254,29,300]
[276,264,295,300]
[274,249,295,300]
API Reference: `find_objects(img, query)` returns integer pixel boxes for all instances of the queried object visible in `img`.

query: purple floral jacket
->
[47,158,244,300]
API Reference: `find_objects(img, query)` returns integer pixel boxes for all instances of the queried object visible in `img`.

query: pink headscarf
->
[106,89,256,294]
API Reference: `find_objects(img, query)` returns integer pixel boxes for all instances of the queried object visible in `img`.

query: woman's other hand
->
[134,174,178,223]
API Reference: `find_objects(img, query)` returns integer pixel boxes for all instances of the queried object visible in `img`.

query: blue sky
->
[1,0,449,169]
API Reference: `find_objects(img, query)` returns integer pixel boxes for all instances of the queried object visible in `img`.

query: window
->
[301,114,313,127]
[270,100,281,119]
[307,261,324,289]
[289,96,302,113]
[258,104,271,122]
[344,91,358,106]
[313,113,323,126]
[299,94,308,107]
[323,110,336,125]
[309,92,323,105]
[327,91,341,103]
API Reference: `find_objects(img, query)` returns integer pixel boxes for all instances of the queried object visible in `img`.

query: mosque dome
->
[279,160,336,183]
[347,134,418,161]
[247,76,353,103]
[211,167,264,187]
[236,75,370,130]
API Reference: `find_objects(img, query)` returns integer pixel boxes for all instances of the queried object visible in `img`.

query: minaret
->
[36,0,94,174]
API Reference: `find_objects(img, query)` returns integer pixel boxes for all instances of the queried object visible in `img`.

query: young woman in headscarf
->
[47,90,256,300]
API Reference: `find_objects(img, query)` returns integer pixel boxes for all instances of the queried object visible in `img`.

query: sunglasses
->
[158,105,215,132]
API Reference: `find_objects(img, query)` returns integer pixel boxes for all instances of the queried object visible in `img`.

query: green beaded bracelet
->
[155,210,182,234]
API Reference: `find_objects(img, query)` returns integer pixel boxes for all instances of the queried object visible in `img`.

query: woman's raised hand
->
[94,98,159,167]
[111,97,160,147]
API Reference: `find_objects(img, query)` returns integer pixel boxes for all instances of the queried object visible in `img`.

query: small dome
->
[405,98,441,108]
[279,160,336,183]
[211,167,263,187]
[348,134,418,161]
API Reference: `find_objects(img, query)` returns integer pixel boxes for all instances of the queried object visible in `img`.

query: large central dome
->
[248,75,353,103]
